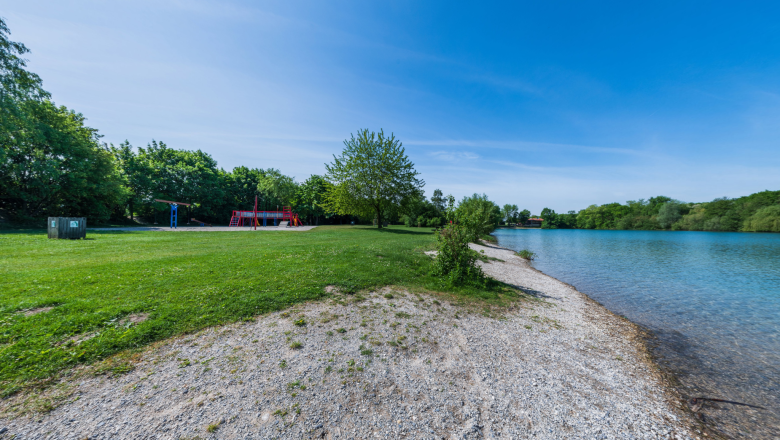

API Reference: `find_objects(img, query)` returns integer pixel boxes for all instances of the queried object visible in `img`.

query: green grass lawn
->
[0,225,510,397]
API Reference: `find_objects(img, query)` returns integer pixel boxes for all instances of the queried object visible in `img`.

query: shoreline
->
[0,243,697,439]
[492,229,780,439]
[486,238,774,440]
[480,241,732,439]
[471,243,700,435]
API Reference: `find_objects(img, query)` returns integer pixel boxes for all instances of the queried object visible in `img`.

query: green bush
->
[515,249,536,260]
[743,205,780,232]
[656,202,683,229]
[433,224,486,286]
[672,204,706,230]
[455,193,501,242]
[702,216,723,231]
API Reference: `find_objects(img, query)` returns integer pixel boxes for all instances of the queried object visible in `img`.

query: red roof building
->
[524,217,544,227]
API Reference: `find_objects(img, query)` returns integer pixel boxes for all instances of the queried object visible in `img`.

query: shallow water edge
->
[489,232,778,439]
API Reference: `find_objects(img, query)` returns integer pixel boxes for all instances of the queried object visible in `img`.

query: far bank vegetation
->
[532,191,780,233]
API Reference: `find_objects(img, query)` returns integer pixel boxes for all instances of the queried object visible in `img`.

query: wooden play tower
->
[229,206,303,227]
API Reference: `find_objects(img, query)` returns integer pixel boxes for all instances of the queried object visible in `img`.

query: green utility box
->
[48,217,86,239]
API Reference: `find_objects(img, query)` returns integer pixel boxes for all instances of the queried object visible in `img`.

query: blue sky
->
[3,1,780,213]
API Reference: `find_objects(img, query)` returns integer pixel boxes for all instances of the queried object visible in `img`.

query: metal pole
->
[254,195,258,231]
[171,204,178,229]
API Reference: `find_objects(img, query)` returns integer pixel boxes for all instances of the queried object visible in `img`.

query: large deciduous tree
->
[225,166,266,211]
[112,140,225,223]
[2,100,127,222]
[111,140,152,221]
[293,175,328,225]
[501,204,518,224]
[517,209,531,225]
[431,189,445,213]
[258,168,297,210]
[324,129,424,228]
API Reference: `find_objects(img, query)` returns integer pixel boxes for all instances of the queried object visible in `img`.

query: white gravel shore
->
[0,243,696,439]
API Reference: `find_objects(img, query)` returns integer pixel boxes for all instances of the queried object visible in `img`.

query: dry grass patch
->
[22,306,54,316]
[122,313,149,325]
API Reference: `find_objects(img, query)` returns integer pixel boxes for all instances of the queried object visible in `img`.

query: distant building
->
[524,217,544,227]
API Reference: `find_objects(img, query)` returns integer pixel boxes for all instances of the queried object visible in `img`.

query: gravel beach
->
[0,243,696,439]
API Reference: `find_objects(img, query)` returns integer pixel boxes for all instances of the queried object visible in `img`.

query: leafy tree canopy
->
[431,189,445,213]
[517,209,531,225]
[501,204,518,224]
[258,168,297,209]
[324,129,424,228]
[110,140,225,222]
[455,193,501,241]
[293,174,329,225]
[2,100,126,222]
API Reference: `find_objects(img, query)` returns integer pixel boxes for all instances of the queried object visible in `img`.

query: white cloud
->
[428,151,480,162]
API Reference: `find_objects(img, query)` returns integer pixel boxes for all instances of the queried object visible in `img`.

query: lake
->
[493,228,780,438]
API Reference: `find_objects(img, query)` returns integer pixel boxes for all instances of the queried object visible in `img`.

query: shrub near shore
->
[432,223,486,287]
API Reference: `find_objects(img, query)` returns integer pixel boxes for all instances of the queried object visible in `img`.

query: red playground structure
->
[229,206,303,227]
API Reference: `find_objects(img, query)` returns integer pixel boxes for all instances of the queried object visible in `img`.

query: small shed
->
[48,217,87,239]
[525,217,544,228]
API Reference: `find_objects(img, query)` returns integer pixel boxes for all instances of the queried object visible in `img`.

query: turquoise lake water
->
[493,228,780,437]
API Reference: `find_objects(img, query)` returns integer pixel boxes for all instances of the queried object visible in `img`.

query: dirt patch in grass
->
[22,307,54,316]
[122,313,150,325]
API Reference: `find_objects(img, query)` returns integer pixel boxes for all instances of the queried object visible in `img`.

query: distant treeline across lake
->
[526,190,780,233]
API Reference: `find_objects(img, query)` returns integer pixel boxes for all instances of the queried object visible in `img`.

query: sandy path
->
[0,243,696,439]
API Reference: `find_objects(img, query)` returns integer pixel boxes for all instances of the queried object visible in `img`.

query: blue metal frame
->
[170,204,178,229]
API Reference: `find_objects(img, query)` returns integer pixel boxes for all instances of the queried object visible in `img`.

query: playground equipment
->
[190,218,212,226]
[154,199,192,229]
[228,206,303,227]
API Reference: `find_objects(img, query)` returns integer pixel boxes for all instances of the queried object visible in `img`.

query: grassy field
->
[0,225,513,397]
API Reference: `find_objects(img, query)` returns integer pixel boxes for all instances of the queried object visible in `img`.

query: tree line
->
[111,140,334,225]
[0,19,326,226]
[535,191,780,232]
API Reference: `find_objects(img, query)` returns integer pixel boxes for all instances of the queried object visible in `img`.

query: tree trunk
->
[376,208,383,228]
